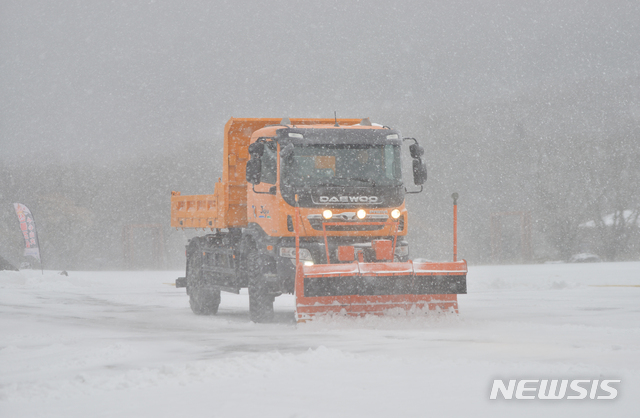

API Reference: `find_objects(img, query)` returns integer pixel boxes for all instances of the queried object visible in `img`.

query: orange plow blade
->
[294,260,467,322]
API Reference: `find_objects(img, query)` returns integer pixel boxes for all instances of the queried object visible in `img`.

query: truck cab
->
[244,122,427,292]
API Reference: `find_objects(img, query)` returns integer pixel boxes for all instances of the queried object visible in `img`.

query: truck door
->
[249,141,279,235]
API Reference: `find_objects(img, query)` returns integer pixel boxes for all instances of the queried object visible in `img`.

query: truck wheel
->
[186,238,221,315]
[189,287,221,315]
[247,252,275,323]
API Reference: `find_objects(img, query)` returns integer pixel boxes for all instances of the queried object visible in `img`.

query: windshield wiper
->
[350,177,376,186]
[314,181,346,187]
[309,178,404,188]
[314,177,379,187]
[324,177,377,186]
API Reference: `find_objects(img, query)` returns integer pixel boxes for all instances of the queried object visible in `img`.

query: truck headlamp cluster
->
[391,209,401,219]
[322,210,333,219]
[356,209,367,219]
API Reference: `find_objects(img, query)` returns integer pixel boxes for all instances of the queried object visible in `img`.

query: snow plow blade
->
[295,260,467,322]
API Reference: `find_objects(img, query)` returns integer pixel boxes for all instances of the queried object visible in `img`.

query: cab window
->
[261,142,277,185]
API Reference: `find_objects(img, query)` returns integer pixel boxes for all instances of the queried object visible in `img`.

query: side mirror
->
[412,158,427,185]
[409,143,424,159]
[248,141,264,157]
[246,157,262,184]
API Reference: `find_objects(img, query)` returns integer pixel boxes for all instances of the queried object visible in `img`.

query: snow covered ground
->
[1,262,639,417]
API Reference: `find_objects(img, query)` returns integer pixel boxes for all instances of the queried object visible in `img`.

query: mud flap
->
[294,260,467,322]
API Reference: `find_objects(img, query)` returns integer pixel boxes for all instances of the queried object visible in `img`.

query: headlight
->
[391,209,401,219]
[279,247,313,261]
[322,209,333,219]
[357,209,366,219]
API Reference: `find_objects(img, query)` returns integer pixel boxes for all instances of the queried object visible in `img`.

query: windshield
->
[282,144,402,187]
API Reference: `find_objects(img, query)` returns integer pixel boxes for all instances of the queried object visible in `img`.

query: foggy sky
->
[2,0,639,165]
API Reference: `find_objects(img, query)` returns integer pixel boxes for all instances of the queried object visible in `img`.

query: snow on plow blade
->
[294,260,467,322]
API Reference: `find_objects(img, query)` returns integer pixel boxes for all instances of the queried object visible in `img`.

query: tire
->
[247,251,275,323]
[186,238,221,315]
[189,287,221,315]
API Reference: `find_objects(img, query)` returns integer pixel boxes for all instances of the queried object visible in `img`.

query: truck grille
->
[307,213,390,232]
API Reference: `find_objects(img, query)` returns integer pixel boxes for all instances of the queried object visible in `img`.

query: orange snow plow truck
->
[171,118,467,322]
